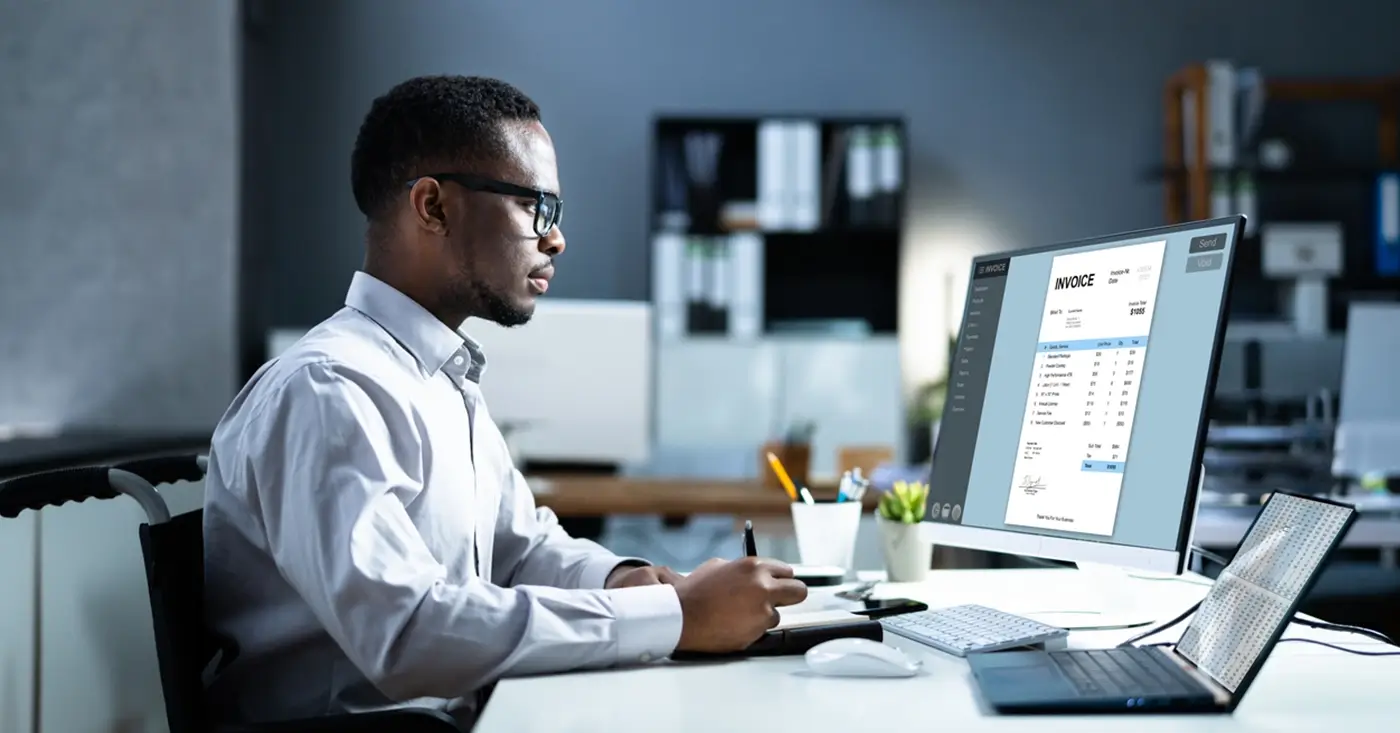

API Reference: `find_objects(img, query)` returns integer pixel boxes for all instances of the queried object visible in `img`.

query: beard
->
[448,277,533,327]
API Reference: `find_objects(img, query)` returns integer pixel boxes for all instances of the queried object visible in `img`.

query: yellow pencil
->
[765,451,799,501]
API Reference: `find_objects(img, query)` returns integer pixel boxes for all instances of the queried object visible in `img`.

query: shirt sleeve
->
[491,467,684,660]
[244,362,683,702]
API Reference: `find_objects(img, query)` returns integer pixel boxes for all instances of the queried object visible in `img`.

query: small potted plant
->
[876,480,934,582]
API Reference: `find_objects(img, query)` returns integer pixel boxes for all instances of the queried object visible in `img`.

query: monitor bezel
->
[919,215,1245,575]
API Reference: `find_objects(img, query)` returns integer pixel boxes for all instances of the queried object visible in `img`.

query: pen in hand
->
[743,519,757,557]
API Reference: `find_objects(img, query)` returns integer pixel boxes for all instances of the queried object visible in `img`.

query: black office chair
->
[0,455,461,733]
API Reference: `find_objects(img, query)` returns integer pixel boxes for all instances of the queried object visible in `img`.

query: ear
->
[407,178,450,236]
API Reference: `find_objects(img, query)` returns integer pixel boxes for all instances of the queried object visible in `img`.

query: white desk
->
[476,568,1400,732]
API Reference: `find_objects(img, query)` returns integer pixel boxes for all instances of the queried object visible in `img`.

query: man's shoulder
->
[219,310,422,432]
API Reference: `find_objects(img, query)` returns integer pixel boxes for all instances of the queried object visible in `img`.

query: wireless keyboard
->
[879,604,1070,657]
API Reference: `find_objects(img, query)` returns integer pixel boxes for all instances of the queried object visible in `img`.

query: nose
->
[539,224,565,257]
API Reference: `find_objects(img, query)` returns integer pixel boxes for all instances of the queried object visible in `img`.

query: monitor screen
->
[924,217,1241,572]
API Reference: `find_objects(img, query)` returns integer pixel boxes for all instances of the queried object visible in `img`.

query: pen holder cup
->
[790,500,862,571]
[761,442,810,492]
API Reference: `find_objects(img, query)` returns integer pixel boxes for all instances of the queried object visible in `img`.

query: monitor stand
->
[1023,561,1160,630]
[1024,463,1208,629]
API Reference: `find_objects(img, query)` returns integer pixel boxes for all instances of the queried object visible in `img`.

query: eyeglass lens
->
[535,195,561,237]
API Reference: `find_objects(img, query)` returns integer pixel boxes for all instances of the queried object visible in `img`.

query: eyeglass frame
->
[407,172,562,238]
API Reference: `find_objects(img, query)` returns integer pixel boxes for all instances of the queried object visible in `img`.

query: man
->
[202,75,808,728]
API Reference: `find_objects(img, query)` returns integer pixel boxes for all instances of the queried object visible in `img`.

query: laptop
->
[967,491,1357,714]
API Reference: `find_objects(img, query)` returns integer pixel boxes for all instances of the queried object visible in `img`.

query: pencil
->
[765,451,799,501]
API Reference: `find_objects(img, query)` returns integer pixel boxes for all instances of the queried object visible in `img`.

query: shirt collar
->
[344,271,488,383]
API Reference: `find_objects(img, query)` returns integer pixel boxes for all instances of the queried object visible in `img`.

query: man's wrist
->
[605,559,649,588]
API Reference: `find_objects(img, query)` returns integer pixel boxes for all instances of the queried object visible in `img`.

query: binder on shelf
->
[873,124,903,229]
[706,237,730,334]
[1235,66,1266,155]
[728,231,764,340]
[790,119,821,232]
[757,120,789,231]
[1377,173,1400,276]
[684,237,707,334]
[1180,61,1237,169]
[845,125,876,228]
[651,232,686,341]
[1206,60,1237,168]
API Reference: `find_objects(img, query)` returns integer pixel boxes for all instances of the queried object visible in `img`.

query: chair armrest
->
[217,708,462,733]
[0,466,117,518]
[113,453,207,486]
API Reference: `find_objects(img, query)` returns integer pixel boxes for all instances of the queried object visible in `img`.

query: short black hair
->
[350,74,541,222]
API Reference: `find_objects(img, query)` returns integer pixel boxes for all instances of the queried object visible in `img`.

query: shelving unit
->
[647,114,909,478]
[1159,64,1400,224]
[649,115,905,337]
[1152,62,1400,328]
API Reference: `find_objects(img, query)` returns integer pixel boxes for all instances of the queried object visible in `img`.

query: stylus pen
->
[743,520,757,557]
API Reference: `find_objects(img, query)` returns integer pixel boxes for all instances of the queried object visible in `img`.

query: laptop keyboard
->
[1049,647,1205,698]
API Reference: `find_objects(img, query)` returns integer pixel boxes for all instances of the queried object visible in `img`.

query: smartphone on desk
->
[849,598,928,619]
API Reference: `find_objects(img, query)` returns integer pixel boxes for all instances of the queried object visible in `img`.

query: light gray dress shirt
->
[203,271,683,727]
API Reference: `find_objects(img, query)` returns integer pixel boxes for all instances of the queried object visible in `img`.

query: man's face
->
[440,120,566,326]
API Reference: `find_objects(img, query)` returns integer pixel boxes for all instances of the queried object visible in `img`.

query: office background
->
[9,0,1396,430]
[4,1,1400,732]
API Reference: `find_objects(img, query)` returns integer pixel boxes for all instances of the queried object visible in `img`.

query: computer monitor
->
[467,298,653,468]
[922,216,1242,576]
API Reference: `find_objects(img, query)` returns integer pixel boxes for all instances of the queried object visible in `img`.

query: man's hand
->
[605,563,684,589]
[672,556,808,653]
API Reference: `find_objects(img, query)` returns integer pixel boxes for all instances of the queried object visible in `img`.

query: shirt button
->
[454,355,464,365]
[640,652,652,663]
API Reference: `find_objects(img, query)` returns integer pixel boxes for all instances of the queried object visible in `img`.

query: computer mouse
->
[804,638,921,678]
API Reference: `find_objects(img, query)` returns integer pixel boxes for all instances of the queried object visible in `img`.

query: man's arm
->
[245,362,682,702]
[491,466,653,590]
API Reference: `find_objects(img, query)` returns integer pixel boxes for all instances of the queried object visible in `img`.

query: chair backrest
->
[139,508,231,733]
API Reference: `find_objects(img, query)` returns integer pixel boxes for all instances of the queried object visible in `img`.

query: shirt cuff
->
[578,555,649,590]
[608,583,684,664]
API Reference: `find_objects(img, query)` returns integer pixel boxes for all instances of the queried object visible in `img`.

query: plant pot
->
[877,514,933,583]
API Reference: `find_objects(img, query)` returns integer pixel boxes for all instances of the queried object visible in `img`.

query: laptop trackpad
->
[972,654,1075,699]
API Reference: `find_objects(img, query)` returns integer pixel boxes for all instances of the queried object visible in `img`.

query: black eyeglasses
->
[410,172,562,237]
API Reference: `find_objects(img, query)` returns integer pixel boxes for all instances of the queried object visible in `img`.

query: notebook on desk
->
[966,491,1357,715]
[670,610,881,661]
[775,609,869,630]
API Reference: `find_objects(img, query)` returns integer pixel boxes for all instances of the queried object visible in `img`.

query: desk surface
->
[529,475,868,517]
[0,429,211,480]
[476,568,1400,732]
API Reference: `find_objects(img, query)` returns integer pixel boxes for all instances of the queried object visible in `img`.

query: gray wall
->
[241,0,1400,374]
[0,0,239,431]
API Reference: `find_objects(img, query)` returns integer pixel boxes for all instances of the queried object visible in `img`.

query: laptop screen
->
[1174,493,1355,693]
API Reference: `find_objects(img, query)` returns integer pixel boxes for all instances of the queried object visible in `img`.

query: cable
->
[1189,544,1230,568]
[1292,617,1398,646]
[1276,638,1400,656]
[1116,600,1202,648]
[1118,603,1400,657]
